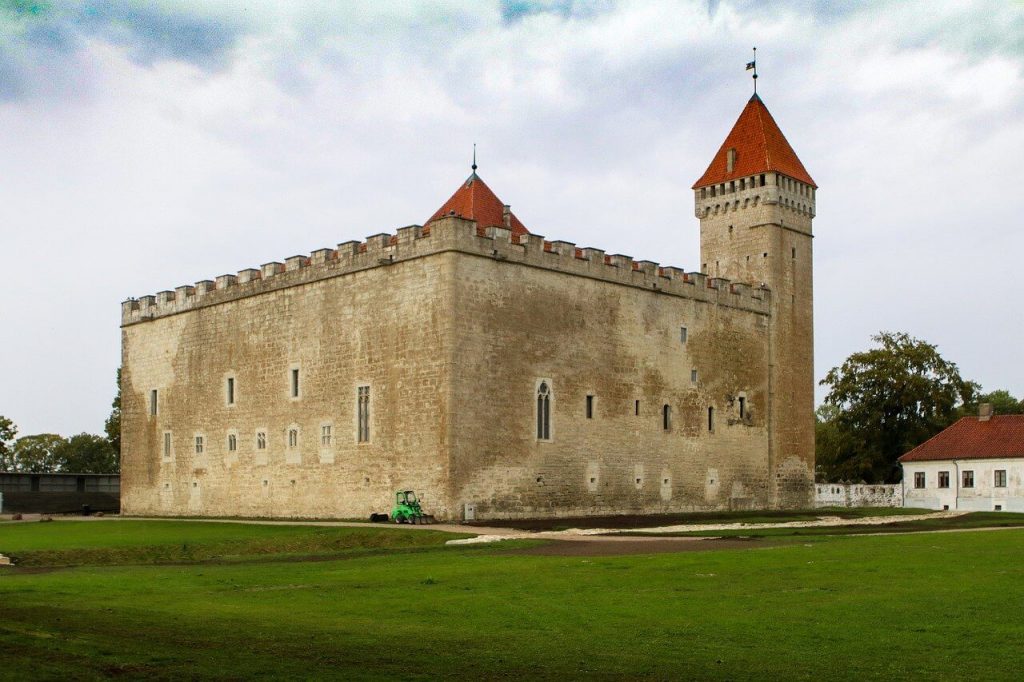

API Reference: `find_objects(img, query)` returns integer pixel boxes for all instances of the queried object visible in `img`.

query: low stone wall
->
[814,483,901,508]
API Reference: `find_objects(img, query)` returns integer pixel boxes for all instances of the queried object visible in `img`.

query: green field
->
[2,520,1024,680]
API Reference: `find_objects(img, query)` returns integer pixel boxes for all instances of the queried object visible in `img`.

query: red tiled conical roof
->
[693,94,816,189]
[426,172,529,238]
[899,415,1024,462]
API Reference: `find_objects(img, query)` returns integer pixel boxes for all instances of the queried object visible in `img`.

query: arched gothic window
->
[536,382,551,440]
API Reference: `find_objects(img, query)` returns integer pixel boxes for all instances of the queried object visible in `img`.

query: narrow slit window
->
[290,369,300,398]
[791,247,796,260]
[150,389,158,416]
[586,395,594,419]
[634,400,640,416]
[358,386,371,443]
[163,432,172,458]
[738,397,746,419]
[691,369,698,384]
[662,404,671,431]
[536,382,551,440]
[227,377,235,405]
[680,326,687,344]
[708,407,715,432]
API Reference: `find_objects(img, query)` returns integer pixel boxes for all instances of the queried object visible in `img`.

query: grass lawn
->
[2,520,1024,680]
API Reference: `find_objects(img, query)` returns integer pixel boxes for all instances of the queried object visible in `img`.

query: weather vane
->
[746,47,758,94]
[472,143,477,172]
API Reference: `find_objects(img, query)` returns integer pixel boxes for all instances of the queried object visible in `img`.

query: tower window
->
[792,247,796,259]
[290,368,300,398]
[536,382,551,440]
[288,428,299,448]
[708,407,715,432]
[226,377,235,405]
[680,326,687,344]
[163,432,172,459]
[739,397,746,419]
[256,431,267,450]
[228,434,237,452]
[358,386,371,443]
[149,389,158,416]
[194,436,204,454]
[691,369,698,384]
[635,400,640,416]
[662,404,671,431]
[321,424,332,447]
[586,395,594,419]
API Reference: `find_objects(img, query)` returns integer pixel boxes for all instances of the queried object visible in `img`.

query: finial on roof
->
[472,143,477,172]
[745,47,758,94]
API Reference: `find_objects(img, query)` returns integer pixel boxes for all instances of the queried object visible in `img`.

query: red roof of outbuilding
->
[899,416,1024,462]
[693,94,816,189]
[426,172,529,238]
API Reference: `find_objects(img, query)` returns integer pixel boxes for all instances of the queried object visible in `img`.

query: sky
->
[1,0,1022,437]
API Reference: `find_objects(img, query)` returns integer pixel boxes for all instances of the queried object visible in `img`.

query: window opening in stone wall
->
[228,434,237,452]
[914,472,925,489]
[792,247,796,259]
[759,174,765,186]
[257,431,266,450]
[635,400,640,416]
[150,389,158,416]
[227,377,235,405]
[288,428,298,448]
[358,386,371,443]
[536,382,551,440]
[938,471,949,488]
[291,369,300,398]
[163,432,171,458]
[708,407,715,432]
[691,369,698,384]
[738,397,746,419]
[586,395,594,419]
[194,436,203,454]
[662,404,671,431]
[321,425,332,446]
[680,326,687,344]
[962,470,974,488]
[995,469,1007,488]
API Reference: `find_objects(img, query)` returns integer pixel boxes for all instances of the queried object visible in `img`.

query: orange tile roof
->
[693,94,816,189]
[427,172,529,238]
[899,416,1024,462]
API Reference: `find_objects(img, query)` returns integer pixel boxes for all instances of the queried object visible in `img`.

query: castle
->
[120,93,817,521]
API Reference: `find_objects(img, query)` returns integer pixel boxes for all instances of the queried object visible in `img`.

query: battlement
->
[122,217,770,326]
[693,171,815,221]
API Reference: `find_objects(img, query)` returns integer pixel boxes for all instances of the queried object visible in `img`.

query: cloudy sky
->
[1,0,1022,437]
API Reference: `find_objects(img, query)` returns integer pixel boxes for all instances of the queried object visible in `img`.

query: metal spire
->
[472,143,477,172]
[746,47,758,94]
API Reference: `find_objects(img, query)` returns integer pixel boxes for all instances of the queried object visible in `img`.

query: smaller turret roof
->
[426,172,529,238]
[693,93,816,189]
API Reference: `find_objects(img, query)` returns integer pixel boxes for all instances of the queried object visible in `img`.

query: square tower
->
[693,94,817,507]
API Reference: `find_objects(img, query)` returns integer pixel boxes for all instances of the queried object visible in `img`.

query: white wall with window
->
[901,458,1024,512]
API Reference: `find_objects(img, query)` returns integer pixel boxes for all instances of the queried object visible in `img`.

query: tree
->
[9,434,65,472]
[960,389,1023,417]
[54,433,118,474]
[0,415,17,471]
[819,332,975,483]
[104,367,121,458]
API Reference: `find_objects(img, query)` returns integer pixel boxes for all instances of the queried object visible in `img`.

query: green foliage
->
[960,389,1023,417]
[104,367,121,458]
[819,331,974,483]
[8,433,64,472]
[0,414,16,470]
[53,433,118,474]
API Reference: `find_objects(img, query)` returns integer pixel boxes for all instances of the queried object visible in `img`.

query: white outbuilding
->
[899,406,1024,511]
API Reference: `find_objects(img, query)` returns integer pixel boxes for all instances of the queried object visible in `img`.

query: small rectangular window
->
[194,436,204,454]
[163,432,172,458]
[662,404,671,431]
[962,470,974,488]
[634,400,640,416]
[680,326,687,344]
[150,389,158,416]
[321,425,332,446]
[256,432,266,450]
[586,395,594,419]
[995,470,1007,488]
[291,368,300,398]
[691,369,698,384]
[708,407,714,432]
[228,434,237,452]
[738,397,745,419]
[358,386,370,443]
[938,471,949,488]
[914,472,925,489]
[227,377,235,405]
[791,247,796,259]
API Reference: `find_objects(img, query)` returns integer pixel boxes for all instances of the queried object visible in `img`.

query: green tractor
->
[391,490,436,525]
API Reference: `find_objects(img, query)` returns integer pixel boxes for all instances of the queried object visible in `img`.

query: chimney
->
[979,403,993,422]
[502,205,511,229]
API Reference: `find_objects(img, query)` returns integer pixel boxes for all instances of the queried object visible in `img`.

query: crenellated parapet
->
[693,171,815,221]
[122,217,770,326]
